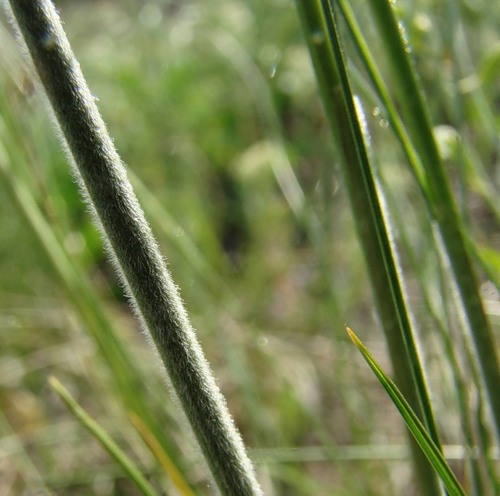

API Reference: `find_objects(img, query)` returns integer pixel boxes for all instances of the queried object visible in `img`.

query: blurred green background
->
[0,0,499,494]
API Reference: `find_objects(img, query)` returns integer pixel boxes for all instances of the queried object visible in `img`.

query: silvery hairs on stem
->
[5,1,263,494]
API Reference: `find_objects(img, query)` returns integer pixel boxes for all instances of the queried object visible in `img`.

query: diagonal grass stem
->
[7,1,262,494]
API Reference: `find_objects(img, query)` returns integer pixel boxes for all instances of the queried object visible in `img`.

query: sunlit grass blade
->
[295,1,442,493]
[375,172,490,495]
[365,0,500,442]
[49,377,158,496]
[336,0,499,303]
[345,327,466,496]
[128,412,196,496]
[334,3,500,482]
[334,0,427,193]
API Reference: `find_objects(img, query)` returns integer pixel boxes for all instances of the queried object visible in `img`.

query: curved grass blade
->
[49,377,158,496]
[337,0,500,312]
[345,327,467,496]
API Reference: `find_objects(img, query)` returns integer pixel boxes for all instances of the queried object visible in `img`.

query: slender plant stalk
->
[7,1,262,495]
[294,2,443,494]
[366,0,500,443]
[346,328,466,496]
[49,377,158,496]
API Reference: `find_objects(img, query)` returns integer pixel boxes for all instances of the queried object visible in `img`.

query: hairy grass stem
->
[7,1,262,494]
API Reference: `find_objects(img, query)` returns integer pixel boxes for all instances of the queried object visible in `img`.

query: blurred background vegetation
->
[0,0,499,494]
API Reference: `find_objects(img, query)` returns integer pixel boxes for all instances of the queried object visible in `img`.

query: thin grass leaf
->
[365,0,500,442]
[337,0,500,298]
[375,170,490,495]
[49,377,158,496]
[335,5,500,485]
[295,1,442,493]
[334,0,428,193]
[345,327,467,496]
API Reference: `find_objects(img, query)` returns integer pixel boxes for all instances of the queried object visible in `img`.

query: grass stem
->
[7,1,262,494]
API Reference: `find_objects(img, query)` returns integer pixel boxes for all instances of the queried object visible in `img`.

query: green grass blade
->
[375,169,491,495]
[294,2,443,493]
[334,0,428,193]
[346,327,467,496]
[329,7,494,487]
[366,0,500,442]
[337,0,500,318]
[49,377,158,496]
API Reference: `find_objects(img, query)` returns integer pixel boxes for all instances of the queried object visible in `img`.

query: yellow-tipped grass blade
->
[345,327,466,496]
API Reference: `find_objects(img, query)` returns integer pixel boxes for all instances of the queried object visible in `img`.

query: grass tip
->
[48,375,60,389]
[345,325,361,347]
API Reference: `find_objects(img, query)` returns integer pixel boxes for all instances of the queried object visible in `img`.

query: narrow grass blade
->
[345,327,467,496]
[376,171,491,495]
[337,0,500,311]
[365,0,500,442]
[294,1,443,493]
[334,0,428,193]
[49,377,158,496]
